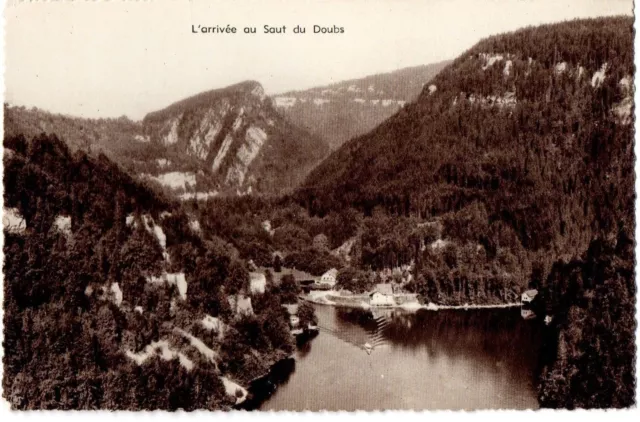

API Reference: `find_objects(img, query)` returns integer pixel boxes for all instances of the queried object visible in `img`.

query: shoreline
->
[301,291,521,312]
[236,327,319,409]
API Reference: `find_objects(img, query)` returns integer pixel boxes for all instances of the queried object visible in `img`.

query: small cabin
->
[370,284,395,307]
[289,315,300,327]
[228,294,254,317]
[237,296,253,316]
[249,272,267,294]
[521,289,538,303]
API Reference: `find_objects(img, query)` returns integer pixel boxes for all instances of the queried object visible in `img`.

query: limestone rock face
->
[142,81,329,196]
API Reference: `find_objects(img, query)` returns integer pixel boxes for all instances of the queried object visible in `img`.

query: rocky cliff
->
[141,81,330,196]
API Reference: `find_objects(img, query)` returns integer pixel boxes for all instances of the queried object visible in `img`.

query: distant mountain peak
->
[225,80,266,99]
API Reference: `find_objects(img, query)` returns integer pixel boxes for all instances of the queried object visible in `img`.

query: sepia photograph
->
[0,0,636,413]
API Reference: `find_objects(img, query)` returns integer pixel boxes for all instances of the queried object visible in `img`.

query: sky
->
[3,0,634,120]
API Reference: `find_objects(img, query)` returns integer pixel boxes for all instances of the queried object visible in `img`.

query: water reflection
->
[260,304,541,411]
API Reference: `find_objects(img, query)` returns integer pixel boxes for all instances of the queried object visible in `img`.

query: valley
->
[2,15,636,411]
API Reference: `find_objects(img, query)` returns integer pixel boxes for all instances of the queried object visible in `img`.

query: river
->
[257,304,542,411]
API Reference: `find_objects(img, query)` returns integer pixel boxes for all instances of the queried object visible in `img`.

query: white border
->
[0,1,638,421]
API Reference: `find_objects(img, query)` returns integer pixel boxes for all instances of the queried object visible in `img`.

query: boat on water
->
[364,342,373,355]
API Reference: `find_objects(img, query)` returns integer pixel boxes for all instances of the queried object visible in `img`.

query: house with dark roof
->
[521,289,538,304]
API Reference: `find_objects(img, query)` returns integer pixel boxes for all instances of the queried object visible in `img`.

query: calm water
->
[259,304,542,411]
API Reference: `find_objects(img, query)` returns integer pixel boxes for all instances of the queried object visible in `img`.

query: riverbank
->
[233,326,319,408]
[237,357,297,410]
[302,290,520,312]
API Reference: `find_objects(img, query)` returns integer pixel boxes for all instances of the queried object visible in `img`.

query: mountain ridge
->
[299,17,633,246]
[271,61,451,149]
[4,80,331,197]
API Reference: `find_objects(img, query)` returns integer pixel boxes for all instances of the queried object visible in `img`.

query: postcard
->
[1,0,636,412]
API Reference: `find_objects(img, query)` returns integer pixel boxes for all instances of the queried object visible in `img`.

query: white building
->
[249,272,266,294]
[370,284,395,307]
[289,315,300,327]
[3,207,26,233]
[228,294,254,317]
[521,289,538,303]
[319,268,338,287]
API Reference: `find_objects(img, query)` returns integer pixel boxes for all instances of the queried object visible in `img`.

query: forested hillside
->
[3,104,147,166]
[2,133,311,409]
[300,18,633,251]
[273,62,450,149]
[295,16,635,408]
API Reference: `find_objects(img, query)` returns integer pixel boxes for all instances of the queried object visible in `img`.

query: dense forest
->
[537,236,635,408]
[2,104,198,190]
[2,133,312,409]
[3,104,149,167]
[180,193,531,307]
